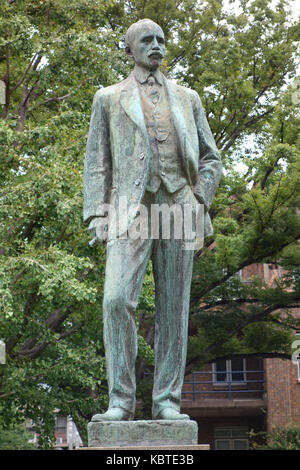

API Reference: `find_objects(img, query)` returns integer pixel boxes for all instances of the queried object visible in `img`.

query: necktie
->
[146,75,160,105]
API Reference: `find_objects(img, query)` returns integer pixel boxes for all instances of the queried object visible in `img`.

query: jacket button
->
[135,179,140,186]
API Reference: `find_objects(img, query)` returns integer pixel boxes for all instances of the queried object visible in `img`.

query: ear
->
[125,46,132,57]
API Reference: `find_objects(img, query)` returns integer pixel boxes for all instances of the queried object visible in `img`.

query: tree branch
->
[190,234,298,310]
[9,267,26,288]
[186,352,292,371]
[29,80,87,111]
[260,156,281,190]
[17,324,78,359]
[213,352,291,361]
[221,107,275,151]
[10,55,37,94]
[203,303,298,356]
[194,298,260,311]
[17,306,67,355]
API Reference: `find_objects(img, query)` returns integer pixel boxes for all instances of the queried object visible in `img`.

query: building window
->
[215,428,249,450]
[213,358,246,384]
[56,415,67,433]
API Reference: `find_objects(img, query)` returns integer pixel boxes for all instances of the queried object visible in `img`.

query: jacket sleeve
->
[83,90,112,224]
[191,90,223,211]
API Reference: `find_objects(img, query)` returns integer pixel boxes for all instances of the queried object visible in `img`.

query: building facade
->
[181,263,300,450]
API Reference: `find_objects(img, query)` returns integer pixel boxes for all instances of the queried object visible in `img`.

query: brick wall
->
[265,358,300,431]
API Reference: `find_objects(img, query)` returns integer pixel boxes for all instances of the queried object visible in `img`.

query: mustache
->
[147,50,164,58]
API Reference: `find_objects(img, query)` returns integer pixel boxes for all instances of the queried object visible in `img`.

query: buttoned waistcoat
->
[83,72,223,237]
[139,81,188,194]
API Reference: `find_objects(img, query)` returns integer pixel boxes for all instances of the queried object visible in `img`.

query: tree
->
[0,0,299,446]
[184,0,300,367]
[251,425,300,450]
[0,422,37,450]
[0,0,126,448]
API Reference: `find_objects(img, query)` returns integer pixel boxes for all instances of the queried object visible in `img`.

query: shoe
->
[154,407,190,420]
[91,407,134,421]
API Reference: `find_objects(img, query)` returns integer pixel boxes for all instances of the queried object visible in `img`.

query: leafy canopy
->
[0,0,299,447]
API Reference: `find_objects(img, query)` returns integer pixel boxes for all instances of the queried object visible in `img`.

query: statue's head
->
[125,19,165,71]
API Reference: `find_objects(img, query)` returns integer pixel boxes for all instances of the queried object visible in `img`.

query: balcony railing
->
[182,369,265,401]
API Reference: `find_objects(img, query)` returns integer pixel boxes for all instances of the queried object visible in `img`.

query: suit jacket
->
[83,71,222,237]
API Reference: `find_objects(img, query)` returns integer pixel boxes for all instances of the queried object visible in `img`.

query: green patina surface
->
[88,420,198,447]
[83,19,222,423]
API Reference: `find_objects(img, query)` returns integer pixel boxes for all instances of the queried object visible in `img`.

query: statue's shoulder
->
[93,76,130,103]
[165,77,200,102]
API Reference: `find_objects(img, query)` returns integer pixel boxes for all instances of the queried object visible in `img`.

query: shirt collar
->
[133,65,163,86]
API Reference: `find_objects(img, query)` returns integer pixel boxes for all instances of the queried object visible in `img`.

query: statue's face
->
[129,23,165,71]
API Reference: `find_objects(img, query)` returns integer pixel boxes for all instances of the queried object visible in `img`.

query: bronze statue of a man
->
[83,19,222,421]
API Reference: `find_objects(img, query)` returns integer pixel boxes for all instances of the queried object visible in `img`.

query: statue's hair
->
[125,19,163,52]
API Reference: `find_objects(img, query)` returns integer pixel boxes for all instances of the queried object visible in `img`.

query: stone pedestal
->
[88,419,199,448]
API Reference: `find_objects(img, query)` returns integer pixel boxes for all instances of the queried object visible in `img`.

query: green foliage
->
[0,0,122,448]
[0,422,37,450]
[0,0,299,446]
[253,426,300,450]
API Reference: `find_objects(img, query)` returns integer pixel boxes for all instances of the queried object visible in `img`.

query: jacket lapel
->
[120,73,148,140]
[164,77,187,144]
[164,76,193,185]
